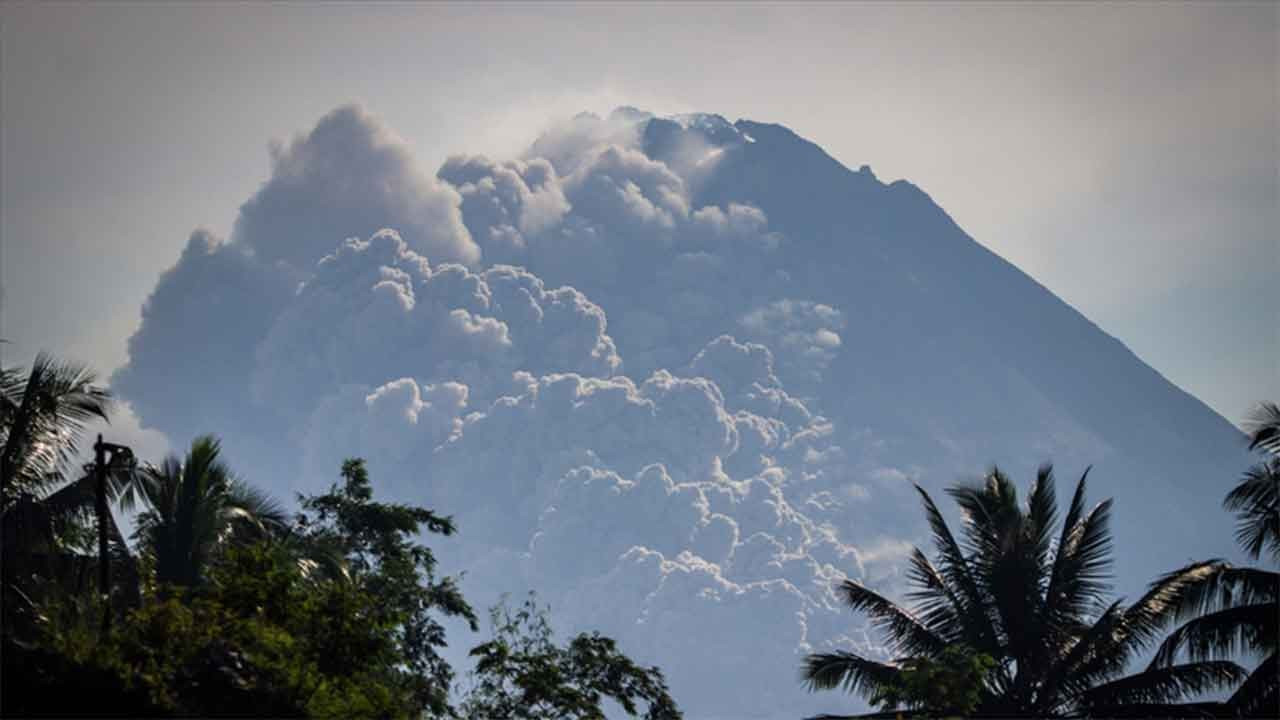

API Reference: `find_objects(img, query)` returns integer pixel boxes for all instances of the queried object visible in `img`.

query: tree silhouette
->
[131,435,286,589]
[1141,402,1280,717]
[802,466,1245,717]
[1,352,110,505]
[1,353,138,636]
[293,458,478,716]
[461,593,681,720]
[1226,402,1280,562]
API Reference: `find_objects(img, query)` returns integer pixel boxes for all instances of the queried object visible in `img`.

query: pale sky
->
[2,1,1276,437]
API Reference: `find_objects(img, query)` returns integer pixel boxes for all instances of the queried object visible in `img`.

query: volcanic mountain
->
[115,106,1251,718]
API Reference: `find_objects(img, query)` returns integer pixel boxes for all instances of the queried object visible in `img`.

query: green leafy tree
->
[866,645,996,717]
[293,458,478,717]
[4,543,403,718]
[202,539,452,718]
[802,465,1246,718]
[130,435,286,588]
[460,593,682,720]
[5,457,479,719]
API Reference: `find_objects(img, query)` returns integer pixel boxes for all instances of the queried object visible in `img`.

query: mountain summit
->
[115,106,1251,718]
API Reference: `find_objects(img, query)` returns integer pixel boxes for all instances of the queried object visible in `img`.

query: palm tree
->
[1145,563,1277,717]
[1,354,140,634]
[1141,403,1280,717]
[1,353,111,509]
[1225,402,1279,563]
[130,435,286,588]
[802,466,1246,718]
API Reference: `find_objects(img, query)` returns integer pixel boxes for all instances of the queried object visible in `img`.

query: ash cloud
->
[252,228,619,427]
[306,347,883,716]
[105,104,974,718]
[239,104,478,271]
[439,113,796,381]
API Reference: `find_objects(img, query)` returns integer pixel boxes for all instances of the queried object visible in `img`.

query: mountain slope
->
[113,105,1253,719]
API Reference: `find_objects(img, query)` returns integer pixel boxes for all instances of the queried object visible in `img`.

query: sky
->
[1,0,1276,449]
[1,6,1273,715]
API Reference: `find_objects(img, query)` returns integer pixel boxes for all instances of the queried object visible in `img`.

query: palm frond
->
[801,651,900,697]
[1038,600,1128,710]
[1224,460,1280,562]
[225,478,289,537]
[1232,402,1280,562]
[838,580,947,657]
[914,484,1000,651]
[0,364,24,422]
[947,469,1027,595]
[1145,562,1277,632]
[1025,464,1059,569]
[1245,402,1280,455]
[1044,470,1112,633]
[1067,497,1115,598]
[1124,560,1228,653]
[1152,603,1278,666]
[803,707,906,712]
[1038,556,1202,710]
[946,468,1020,564]
[1,353,111,501]
[1228,652,1277,716]
[1079,661,1247,708]
[108,462,148,515]
[903,547,963,640]
[1073,700,1234,719]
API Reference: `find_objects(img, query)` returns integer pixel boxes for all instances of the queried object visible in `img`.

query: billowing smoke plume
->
[114,104,1249,719]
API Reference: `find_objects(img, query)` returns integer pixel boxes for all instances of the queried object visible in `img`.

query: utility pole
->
[94,434,110,636]
[94,435,133,638]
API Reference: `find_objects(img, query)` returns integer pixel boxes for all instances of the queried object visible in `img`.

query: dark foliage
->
[460,594,682,720]
[2,451,480,719]
[131,435,287,589]
[1226,402,1280,563]
[1142,403,1280,718]
[293,457,479,716]
[802,465,1248,718]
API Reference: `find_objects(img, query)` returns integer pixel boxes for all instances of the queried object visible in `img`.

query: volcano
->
[115,106,1251,718]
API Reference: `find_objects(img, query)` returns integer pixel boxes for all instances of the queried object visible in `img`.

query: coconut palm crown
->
[130,435,286,588]
[1,352,111,508]
[802,465,1246,718]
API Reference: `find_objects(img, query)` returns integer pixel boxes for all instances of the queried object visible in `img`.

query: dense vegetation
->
[2,351,1275,718]
[0,353,680,719]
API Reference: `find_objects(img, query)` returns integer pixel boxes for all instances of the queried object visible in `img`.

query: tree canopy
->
[460,593,681,720]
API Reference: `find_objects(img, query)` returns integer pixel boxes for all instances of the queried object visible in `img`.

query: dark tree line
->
[1,352,681,719]
[5,350,1274,719]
